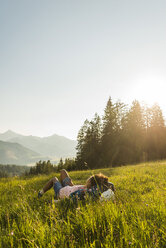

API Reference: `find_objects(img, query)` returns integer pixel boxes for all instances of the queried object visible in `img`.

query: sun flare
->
[131,76,165,106]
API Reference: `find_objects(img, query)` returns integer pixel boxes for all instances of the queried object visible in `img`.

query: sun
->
[131,75,165,106]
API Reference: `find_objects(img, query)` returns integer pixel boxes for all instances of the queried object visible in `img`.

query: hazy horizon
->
[0,128,77,140]
[1,0,166,139]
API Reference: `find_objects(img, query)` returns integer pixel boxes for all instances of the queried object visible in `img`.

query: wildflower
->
[10,231,14,236]
[129,241,132,245]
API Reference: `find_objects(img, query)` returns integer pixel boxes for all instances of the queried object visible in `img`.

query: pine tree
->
[76,114,102,169]
[146,103,166,160]
[76,119,90,169]
[121,100,146,163]
[57,158,64,171]
[101,97,126,166]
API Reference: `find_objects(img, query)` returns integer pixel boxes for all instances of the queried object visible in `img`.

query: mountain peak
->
[0,130,22,141]
[5,129,15,134]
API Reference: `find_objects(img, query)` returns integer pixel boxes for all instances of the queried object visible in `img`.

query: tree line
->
[28,159,79,175]
[75,97,166,169]
[26,97,166,175]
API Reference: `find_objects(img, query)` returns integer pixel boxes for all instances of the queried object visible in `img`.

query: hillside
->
[0,140,47,165]
[0,161,165,247]
[0,130,77,159]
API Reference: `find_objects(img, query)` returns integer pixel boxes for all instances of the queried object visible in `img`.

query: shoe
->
[38,190,43,198]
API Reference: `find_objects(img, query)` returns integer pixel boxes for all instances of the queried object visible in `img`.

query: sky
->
[0,0,166,140]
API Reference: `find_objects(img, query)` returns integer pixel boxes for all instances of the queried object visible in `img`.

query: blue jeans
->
[53,177,71,199]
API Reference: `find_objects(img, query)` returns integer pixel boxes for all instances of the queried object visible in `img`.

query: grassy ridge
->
[0,162,166,247]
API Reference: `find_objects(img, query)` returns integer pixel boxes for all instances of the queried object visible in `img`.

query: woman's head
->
[85,173,111,193]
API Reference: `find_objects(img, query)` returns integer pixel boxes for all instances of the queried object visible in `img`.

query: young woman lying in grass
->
[38,169,115,201]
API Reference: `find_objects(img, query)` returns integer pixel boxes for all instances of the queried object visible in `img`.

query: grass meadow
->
[0,161,166,248]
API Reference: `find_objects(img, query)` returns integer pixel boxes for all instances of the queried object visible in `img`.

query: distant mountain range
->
[0,130,77,165]
[0,140,46,165]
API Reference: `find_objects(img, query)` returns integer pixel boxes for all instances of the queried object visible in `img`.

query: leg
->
[43,177,59,193]
[38,177,62,199]
[60,169,74,186]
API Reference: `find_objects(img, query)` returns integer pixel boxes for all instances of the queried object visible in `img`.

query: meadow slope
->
[0,161,166,248]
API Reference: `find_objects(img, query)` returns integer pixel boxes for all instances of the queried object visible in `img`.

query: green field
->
[0,161,166,248]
